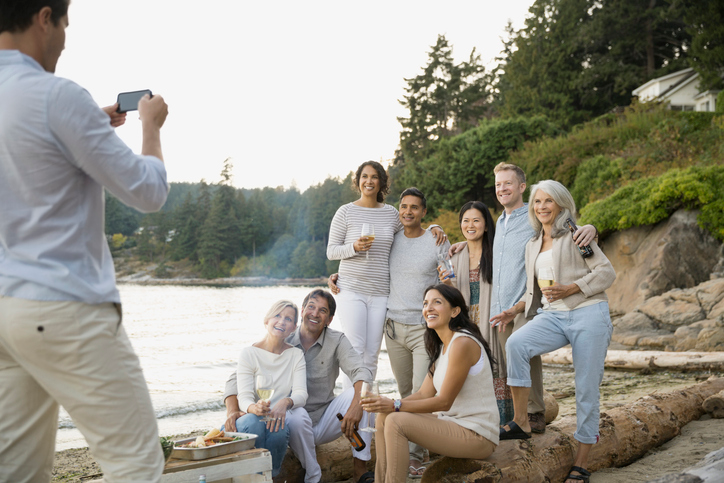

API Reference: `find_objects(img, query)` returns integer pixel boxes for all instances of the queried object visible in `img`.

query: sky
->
[58,0,535,193]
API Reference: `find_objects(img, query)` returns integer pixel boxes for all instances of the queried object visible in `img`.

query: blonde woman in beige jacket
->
[490,180,616,483]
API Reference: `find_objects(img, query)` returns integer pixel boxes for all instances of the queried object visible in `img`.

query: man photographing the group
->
[0,1,170,481]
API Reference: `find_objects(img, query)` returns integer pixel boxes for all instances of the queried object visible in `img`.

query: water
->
[55,284,398,451]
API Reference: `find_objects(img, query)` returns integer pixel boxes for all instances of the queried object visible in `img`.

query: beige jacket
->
[521,233,616,318]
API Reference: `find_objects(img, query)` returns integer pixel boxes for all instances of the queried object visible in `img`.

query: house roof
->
[632,67,695,96]
[658,71,699,100]
[694,89,721,100]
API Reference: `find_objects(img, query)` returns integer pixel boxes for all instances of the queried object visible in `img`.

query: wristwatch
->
[394,399,402,412]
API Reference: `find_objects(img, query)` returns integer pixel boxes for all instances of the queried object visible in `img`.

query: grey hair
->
[528,180,576,239]
[263,300,299,326]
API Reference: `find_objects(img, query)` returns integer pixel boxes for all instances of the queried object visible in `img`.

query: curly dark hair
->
[458,201,495,284]
[423,284,494,376]
[0,0,69,34]
[353,161,389,203]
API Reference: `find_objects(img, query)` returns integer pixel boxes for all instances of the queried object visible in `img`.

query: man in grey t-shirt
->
[331,187,449,476]
[385,187,450,475]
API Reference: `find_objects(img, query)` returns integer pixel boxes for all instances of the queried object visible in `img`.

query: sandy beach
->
[51,368,724,482]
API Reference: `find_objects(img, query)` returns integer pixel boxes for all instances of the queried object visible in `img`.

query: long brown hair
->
[423,284,493,376]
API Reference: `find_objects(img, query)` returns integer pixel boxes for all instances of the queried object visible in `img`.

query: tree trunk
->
[541,348,724,372]
[703,390,724,418]
[421,377,724,482]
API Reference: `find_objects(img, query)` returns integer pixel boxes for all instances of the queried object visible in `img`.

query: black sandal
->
[357,471,374,483]
[564,466,590,482]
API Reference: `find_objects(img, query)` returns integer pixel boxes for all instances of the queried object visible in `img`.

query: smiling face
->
[460,208,486,242]
[533,189,562,228]
[399,195,426,230]
[495,169,526,211]
[301,295,332,339]
[358,165,381,198]
[264,306,297,340]
[422,289,460,331]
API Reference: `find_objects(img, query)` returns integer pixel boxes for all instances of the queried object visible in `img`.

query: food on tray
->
[178,430,250,448]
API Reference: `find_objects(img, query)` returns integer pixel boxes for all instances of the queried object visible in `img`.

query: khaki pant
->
[384,319,429,461]
[0,296,163,483]
[498,312,545,415]
[375,412,495,483]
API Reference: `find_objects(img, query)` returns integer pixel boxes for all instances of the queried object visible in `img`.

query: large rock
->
[601,210,722,315]
[611,277,724,351]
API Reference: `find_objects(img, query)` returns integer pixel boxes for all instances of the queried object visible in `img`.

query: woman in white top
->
[490,180,615,483]
[229,300,307,477]
[326,161,444,384]
[362,284,499,483]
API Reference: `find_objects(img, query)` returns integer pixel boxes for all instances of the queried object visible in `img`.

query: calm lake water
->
[56,284,399,451]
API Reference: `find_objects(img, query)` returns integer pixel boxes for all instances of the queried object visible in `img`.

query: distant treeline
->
[106,159,357,279]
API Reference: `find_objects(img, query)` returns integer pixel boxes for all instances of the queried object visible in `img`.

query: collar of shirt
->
[287,326,328,352]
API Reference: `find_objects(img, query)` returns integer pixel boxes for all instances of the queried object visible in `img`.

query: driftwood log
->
[702,389,724,418]
[541,348,724,372]
[421,376,724,482]
[276,392,559,483]
[647,447,724,483]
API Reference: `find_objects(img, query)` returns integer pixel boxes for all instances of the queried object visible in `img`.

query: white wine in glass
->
[537,267,555,309]
[256,374,274,422]
[360,381,379,432]
[361,224,375,260]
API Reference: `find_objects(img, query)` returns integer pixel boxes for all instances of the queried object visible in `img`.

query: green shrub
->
[716,90,724,114]
[579,165,724,241]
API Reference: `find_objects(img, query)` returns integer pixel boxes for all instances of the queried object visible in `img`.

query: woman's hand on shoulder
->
[430,226,448,246]
[448,241,466,258]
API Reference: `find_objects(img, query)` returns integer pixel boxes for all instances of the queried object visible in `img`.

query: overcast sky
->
[58,0,534,192]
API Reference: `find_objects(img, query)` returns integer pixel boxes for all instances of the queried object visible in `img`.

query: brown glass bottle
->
[565,218,594,258]
[336,413,366,451]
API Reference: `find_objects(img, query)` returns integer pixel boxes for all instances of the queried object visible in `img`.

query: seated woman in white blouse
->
[229,300,307,477]
[361,284,499,483]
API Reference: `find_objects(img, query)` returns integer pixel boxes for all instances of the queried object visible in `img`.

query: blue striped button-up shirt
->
[491,204,536,316]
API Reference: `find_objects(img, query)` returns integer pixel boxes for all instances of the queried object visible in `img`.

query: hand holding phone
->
[116,89,153,113]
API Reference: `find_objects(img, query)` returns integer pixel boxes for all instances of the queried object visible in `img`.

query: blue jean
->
[235,413,290,476]
[506,302,612,444]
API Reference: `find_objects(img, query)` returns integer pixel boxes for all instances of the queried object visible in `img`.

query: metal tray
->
[171,432,257,461]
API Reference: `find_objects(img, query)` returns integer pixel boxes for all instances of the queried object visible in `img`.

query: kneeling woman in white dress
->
[361,284,499,483]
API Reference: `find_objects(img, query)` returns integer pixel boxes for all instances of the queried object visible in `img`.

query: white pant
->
[335,290,388,388]
[287,388,372,483]
[0,296,163,483]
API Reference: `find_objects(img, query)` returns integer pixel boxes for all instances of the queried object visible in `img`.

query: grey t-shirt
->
[386,230,450,325]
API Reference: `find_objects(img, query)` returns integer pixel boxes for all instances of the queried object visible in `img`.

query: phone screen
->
[116,89,152,113]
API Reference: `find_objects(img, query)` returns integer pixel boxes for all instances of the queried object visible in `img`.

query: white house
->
[632,67,719,112]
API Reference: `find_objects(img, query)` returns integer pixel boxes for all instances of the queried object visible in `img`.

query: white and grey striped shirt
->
[326,203,402,296]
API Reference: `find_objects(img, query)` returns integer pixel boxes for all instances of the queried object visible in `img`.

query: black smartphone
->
[116,89,152,113]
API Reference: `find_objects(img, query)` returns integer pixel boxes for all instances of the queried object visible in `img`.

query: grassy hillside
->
[433,103,723,242]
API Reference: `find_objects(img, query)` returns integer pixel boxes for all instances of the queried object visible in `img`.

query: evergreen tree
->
[398,35,491,164]
[684,0,724,90]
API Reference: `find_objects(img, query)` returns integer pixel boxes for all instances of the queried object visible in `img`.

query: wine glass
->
[256,374,275,422]
[360,381,379,432]
[361,224,375,260]
[537,267,555,309]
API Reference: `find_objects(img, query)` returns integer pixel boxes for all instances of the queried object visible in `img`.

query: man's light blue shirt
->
[0,51,168,304]
[491,204,535,316]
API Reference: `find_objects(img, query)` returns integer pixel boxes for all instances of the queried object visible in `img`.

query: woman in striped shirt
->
[326,161,444,384]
